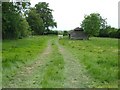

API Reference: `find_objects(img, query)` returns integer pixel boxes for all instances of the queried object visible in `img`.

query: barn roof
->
[68,27,84,34]
[74,27,83,31]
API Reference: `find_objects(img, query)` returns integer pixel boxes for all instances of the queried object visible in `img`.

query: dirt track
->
[5,38,93,88]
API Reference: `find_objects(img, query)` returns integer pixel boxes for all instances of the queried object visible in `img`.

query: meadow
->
[2,36,49,86]
[2,35,118,88]
[59,36,118,87]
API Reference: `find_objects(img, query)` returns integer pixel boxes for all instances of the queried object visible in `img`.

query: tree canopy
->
[2,2,57,39]
[26,8,44,35]
[81,13,106,37]
[2,2,31,39]
[35,2,57,32]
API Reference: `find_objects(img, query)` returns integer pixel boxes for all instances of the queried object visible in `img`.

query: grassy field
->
[2,36,49,86]
[2,35,118,88]
[59,36,118,87]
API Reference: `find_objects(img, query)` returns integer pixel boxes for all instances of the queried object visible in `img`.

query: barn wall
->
[70,31,88,40]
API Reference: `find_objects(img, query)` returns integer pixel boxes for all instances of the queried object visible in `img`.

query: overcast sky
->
[30,0,119,30]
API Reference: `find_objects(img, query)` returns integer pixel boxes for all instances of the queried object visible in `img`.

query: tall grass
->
[2,36,49,86]
[59,37,118,87]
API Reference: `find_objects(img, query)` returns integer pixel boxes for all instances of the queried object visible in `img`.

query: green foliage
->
[19,18,31,37]
[2,2,31,39]
[2,2,18,39]
[2,2,57,38]
[26,8,44,35]
[47,30,58,35]
[81,13,106,37]
[99,26,119,38]
[63,31,68,36]
[116,29,120,38]
[35,2,57,32]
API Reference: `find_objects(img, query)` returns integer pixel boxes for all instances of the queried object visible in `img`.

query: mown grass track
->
[2,36,118,88]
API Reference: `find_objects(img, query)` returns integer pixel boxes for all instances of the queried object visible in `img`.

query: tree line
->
[2,2,57,39]
[2,2,119,39]
[81,13,120,38]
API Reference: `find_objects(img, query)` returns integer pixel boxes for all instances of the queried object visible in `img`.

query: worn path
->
[56,40,92,88]
[7,40,52,88]
[5,38,93,88]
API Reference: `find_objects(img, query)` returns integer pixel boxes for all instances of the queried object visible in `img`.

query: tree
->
[35,2,57,33]
[2,2,31,39]
[116,29,120,38]
[26,8,44,35]
[19,17,31,38]
[99,25,111,37]
[63,31,68,36]
[2,2,21,39]
[99,25,118,38]
[81,13,106,37]
[47,30,58,35]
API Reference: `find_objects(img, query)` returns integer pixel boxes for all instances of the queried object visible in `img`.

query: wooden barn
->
[69,27,88,40]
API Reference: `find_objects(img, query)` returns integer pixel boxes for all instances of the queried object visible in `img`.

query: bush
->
[63,31,68,36]
[99,26,119,38]
[47,30,58,35]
